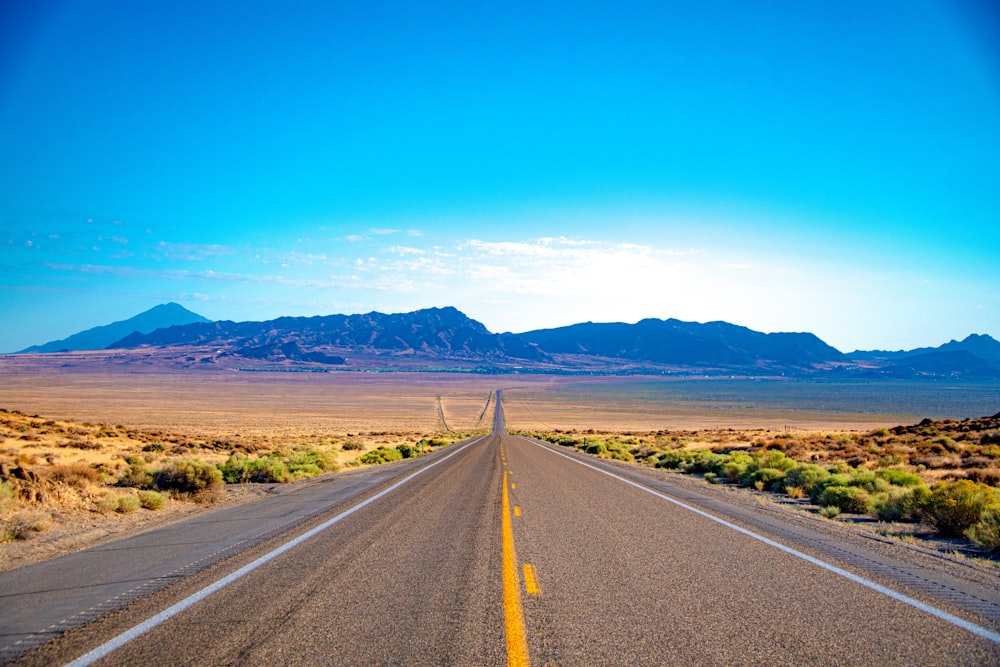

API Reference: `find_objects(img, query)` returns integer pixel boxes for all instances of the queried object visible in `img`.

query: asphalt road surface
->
[3,391,1000,665]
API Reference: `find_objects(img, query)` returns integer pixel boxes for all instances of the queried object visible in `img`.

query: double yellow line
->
[501,465,531,666]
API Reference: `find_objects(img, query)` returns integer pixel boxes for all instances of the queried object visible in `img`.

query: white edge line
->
[63,435,489,667]
[519,435,1000,645]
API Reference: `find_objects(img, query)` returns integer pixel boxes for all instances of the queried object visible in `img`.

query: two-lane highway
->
[4,389,1000,665]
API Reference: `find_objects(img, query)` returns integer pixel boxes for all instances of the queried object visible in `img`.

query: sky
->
[1,0,998,354]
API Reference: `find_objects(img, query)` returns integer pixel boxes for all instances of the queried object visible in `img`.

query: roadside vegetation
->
[0,408,470,543]
[521,412,1000,553]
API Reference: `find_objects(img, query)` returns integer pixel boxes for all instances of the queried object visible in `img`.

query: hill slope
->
[18,303,210,353]
[518,318,845,370]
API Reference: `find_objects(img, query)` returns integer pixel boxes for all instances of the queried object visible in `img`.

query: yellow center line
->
[514,506,521,517]
[501,470,530,667]
[523,564,541,595]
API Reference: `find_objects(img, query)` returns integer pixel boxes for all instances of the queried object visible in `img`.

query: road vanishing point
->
[2,391,999,665]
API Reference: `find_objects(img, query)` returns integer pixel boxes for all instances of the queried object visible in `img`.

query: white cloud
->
[155,241,237,262]
[386,245,426,256]
[277,251,328,267]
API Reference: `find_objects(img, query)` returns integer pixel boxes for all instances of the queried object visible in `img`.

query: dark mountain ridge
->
[112,306,548,364]
[849,334,1000,364]
[519,318,844,369]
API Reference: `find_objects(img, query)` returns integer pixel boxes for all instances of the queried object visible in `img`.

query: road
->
[3,390,999,665]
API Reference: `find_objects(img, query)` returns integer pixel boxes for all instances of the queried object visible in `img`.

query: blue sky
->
[2,0,998,353]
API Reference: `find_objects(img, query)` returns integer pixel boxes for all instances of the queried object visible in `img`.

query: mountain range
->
[14,304,1000,379]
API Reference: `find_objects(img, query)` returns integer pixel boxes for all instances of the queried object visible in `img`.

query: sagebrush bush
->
[817,485,874,514]
[848,472,892,494]
[683,451,725,474]
[137,490,165,510]
[153,459,223,495]
[874,487,922,522]
[875,468,924,488]
[751,467,786,491]
[819,505,841,519]
[98,494,140,514]
[809,473,854,503]
[359,447,404,465]
[46,463,101,488]
[918,480,999,537]
[292,449,337,475]
[966,505,1000,550]
[721,452,753,483]
[783,464,830,495]
[117,463,152,488]
[219,454,290,483]
[656,450,689,469]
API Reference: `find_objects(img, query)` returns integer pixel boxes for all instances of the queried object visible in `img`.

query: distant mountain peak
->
[18,303,211,353]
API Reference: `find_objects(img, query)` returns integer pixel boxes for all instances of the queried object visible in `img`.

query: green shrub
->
[585,441,608,455]
[656,450,689,469]
[683,451,726,474]
[720,452,753,483]
[918,480,999,537]
[153,459,223,495]
[966,505,1000,550]
[117,463,153,488]
[809,473,854,503]
[380,447,403,462]
[99,494,141,514]
[753,449,797,472]
[848,472,891,494]
[359,450,385,464]
[359,447,404,465]
[819,505,841,519]
[875,468,924,488]
[783,464,830,495]
[751,468,786,491]
[873,487,921,522]
[816,485,874,514]
[219,454,290,483]
[341,440,363,451]
[287,449,338,475]
[142,443,164,452]
[137,490,165,510]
